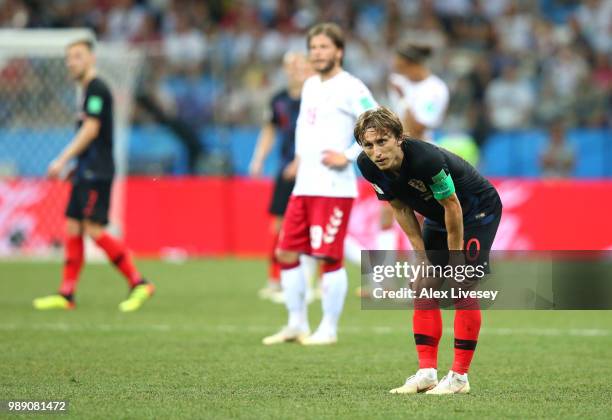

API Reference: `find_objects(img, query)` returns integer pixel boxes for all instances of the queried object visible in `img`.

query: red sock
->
[95,233,141,287]
[59,235,84,297]
[452,298,481,374]
[413,298,442,369]
[269,230,280,284]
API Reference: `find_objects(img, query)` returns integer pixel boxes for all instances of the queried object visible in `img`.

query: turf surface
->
[1,259,611,419]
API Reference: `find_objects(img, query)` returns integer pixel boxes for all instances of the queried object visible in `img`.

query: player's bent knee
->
[83,221,105,240]
[66,218,83,236]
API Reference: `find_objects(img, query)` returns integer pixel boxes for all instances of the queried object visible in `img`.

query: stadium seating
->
[1,126,609,178]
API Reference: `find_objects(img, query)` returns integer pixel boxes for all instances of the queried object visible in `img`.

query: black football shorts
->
[65,179,112,225]
[423,209,502,273]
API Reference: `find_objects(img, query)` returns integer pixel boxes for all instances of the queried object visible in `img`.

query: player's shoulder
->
[401,138,442,165]
[357,151,380,178]
[87,77,112,96]
[303,74,319,89]
[401,137,431,151]
[339,71,369,90]
[422,74,449,94]
[271,88,289,103]
[389,72,411,89]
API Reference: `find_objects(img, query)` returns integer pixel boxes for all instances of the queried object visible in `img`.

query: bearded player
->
[33,39,154,312]
[262,23,377,345]
[355,107,502,394]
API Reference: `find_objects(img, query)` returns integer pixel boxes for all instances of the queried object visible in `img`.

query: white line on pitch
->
[0,323,609,337]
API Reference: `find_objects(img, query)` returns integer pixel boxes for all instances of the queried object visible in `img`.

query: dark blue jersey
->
[269,89,300,170]
[357,138,502,230]
[75,77,114,181]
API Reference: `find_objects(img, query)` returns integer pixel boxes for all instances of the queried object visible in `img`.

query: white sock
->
[318,267,348,336]
[343,235,363,266]
[299,254,318,291]
[281,265,308,330]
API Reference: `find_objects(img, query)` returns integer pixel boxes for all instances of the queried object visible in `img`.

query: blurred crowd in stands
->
[1,0,611,147]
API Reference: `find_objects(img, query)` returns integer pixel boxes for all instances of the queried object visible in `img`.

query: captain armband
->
[429,169,455,200]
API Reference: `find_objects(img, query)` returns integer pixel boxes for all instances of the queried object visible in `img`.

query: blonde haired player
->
[262,22,377,346]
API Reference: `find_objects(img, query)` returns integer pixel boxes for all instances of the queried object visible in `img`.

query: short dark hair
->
[67,38,95,51]
[395,41,432,64]
[307,22,345,51]
[354,107,404,145]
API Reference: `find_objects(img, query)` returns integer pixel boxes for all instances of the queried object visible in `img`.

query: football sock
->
[413,298,442,369]
[452,298,481,374]
[300,254,318,290]
[269,260,281,285]
[280,263,308,330]
[319,264,348,336]
[59,234,84,298]
[95,233,142,288]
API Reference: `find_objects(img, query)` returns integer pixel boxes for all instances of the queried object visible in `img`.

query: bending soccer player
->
[262,23,377,346]
[33,39,154,312]
[354,107,502,394]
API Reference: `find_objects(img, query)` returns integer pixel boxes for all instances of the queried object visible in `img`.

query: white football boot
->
[268,290,286,304]
[258,283,281,301]
[425,370,470,395]
[300,330,337,346]
[262,325,310,345]
[389,368,438,394]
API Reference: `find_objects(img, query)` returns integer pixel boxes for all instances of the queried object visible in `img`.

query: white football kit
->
[388,72,449,141]
[293,71,378,198]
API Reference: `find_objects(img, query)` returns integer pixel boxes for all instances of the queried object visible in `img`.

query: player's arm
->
[438,193,463,250]
[403,87,448,140]
[48,117,101,179]
[389,199,425,251]
[401,109,427,139]
[321,142,360,170]
[282,156,299,181]
[249,122,276,176]
[429,169,463,250]
[322,81,378,170]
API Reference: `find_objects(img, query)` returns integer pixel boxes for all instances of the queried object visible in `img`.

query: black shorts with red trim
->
[65,179,112,225]
[422,208,502,273]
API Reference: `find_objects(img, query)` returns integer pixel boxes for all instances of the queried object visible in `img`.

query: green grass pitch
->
[1,259,611,419]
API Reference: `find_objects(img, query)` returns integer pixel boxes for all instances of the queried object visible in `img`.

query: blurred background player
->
[388,42,450,141]
[355,107,502,395]
[249,51,316,304]
[540,119,575,178]
[33,39,154,312]
[262,22,377,346]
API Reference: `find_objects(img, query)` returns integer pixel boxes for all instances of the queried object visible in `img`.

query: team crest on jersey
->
[407,179,427,192]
